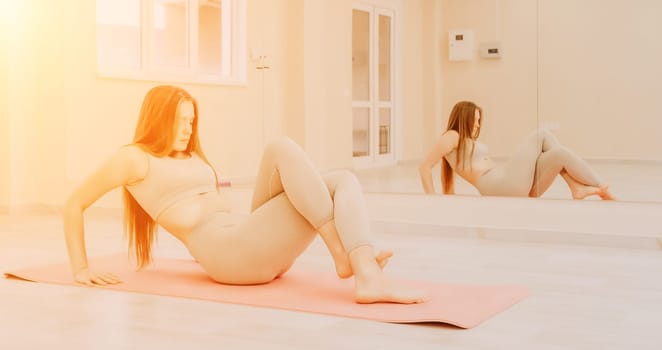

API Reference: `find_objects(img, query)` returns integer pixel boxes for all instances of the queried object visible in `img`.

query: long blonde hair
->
[441,101,483,194]
[123,85,217,268]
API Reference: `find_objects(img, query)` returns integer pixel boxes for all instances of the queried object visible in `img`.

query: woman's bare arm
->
[418,131,459,194]
[63,145,147,285]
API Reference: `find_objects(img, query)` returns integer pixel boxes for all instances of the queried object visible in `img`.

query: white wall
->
[0,3,9,208]
[401,0,443,161]
[437,0,662,161]
[438,0,539,158]
[538,0,662,160]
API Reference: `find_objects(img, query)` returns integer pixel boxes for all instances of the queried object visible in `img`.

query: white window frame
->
[96,0,246,86]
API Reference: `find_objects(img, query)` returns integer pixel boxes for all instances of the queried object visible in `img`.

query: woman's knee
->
[264,137,299,153]
[541,146,571,165]
[263,137,302,161]
[531,128,561,151]
[325,169,362,192]
[336,169,360,184]
[530,128,552,141]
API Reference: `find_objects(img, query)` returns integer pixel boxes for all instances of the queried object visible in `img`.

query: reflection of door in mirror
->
[352,2,396,168]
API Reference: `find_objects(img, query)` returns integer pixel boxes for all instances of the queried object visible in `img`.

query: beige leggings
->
[186,138,372,284]
[475,129,602,197]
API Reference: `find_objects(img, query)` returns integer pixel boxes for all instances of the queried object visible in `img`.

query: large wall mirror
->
[355,0,661,204]
[537,0,662,203]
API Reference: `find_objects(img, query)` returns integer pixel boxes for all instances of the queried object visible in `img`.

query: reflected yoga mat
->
[5,255,528,328]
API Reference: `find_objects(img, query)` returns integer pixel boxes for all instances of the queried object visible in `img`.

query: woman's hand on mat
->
[74,268,122,286]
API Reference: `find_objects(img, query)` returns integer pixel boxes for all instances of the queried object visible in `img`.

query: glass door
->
[352,4,395,166]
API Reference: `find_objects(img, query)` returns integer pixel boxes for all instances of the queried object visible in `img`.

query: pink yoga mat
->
[5,255,528,328]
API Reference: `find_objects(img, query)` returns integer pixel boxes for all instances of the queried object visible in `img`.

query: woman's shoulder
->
[441,129,460,143]
[116,144,150,179]
[117,144,148,160]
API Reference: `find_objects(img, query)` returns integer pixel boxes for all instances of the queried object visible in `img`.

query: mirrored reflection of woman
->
[419,101,614,200]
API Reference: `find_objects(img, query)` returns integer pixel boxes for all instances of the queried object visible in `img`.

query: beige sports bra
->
[444,140,490,171]
[125,153,217,220]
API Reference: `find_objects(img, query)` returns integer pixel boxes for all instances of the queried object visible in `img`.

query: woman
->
[64,85,424,304]
[419,101,613,200]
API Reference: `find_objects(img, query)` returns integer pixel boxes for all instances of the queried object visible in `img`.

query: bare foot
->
[598,185,615,200]
[336,250,393,279]
[376,250,393,269]
[350,246,426,304]
[354,270,426,304]
[571,184,603,200]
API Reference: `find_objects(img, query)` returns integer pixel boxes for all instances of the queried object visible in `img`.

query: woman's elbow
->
[63,196,85,216]
[418,162,432,175]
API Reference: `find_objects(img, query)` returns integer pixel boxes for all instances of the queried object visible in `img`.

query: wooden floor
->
[1,188,662,349]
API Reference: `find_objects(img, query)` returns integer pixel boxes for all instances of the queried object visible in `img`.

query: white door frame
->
[351,0,402,169]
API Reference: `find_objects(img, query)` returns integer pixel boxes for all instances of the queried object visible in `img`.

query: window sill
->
[96,70,248,87]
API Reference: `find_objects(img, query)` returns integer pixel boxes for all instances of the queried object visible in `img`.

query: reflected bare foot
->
[336,250,393,279]
[571,184,603,199]
[598,185,615,200]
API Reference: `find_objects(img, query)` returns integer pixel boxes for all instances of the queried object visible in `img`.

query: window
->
[96,0,246,85]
